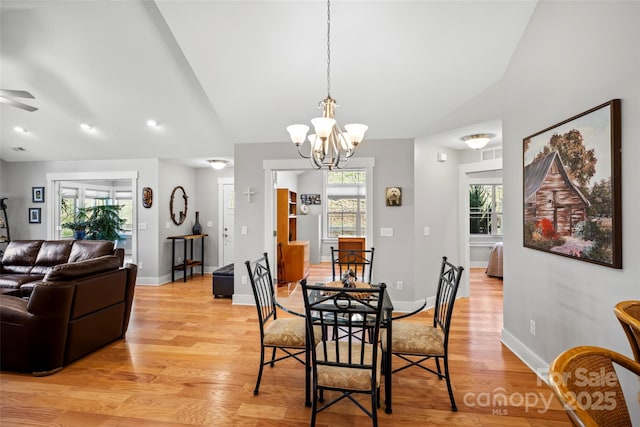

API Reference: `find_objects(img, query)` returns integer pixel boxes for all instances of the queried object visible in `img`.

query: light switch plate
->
[380,227,393,237]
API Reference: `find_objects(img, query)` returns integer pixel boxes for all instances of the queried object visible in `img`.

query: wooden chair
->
[245,252,307,395]
[330,246,374,283]
[381,256,464,411]
[549,345,640,427]
[301,280,387,427]
[614,300,640,362]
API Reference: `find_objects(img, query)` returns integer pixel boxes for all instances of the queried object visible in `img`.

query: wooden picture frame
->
[32,186,45,203]
[523,99,621,268]
[29,207,41,224]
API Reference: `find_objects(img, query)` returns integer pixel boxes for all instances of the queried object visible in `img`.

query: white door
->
[222,183,235,266]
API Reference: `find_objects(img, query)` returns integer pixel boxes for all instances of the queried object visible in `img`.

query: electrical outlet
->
[396,281,403,290]
[138,261,143,269]
[242,275,248,285]
[178,257,183,263]
[530,319,536,335]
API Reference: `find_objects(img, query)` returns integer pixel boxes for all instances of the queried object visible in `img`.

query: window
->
[325,170,366,238]
[56,182,131,239]
[469,184,503,235]
[115,190,133,234]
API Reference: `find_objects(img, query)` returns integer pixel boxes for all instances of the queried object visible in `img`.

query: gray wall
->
[233,138,419,308]
[501,1,639,421]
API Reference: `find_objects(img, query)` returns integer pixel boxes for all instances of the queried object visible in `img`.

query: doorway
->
[218,177,234,266]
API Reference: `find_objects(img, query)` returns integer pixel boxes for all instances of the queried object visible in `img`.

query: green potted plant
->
[61,207,91,240]
[85,203,126,242]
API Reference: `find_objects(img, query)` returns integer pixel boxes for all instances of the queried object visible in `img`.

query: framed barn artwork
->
[523,99,621,268]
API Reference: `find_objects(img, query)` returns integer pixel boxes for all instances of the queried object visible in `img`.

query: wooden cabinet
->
[277,189,297,244]
[277,189,309,283]
[338,236,366,252]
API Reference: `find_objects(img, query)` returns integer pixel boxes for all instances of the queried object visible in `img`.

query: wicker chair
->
[614,300,640,362]
[245,252,307,396]
[301,280,387,427]
[549,346,640,427]
[381,256,464,411]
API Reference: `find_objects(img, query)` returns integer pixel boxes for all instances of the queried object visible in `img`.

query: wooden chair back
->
[549,346,640,427]
[614,300,640,362]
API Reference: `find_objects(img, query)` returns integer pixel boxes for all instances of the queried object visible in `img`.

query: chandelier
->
[286,0,367,170]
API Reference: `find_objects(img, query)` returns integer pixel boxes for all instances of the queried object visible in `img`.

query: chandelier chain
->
[326,0,331,97]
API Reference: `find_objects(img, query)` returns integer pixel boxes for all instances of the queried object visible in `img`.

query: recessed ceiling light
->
[146,119,159,127]
[80,123,94,131]
[13,126,27,133]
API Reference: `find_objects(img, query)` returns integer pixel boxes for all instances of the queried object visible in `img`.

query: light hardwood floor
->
[0,266,570,426]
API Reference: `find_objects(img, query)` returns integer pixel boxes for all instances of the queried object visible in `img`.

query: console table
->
[167,234,208,282]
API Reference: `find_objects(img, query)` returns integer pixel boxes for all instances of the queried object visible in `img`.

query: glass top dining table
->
[276,281,396,414]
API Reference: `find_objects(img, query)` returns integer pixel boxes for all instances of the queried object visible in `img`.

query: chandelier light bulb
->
[311,117,336,139]
[286,124,309,145]
[344,123,368,145]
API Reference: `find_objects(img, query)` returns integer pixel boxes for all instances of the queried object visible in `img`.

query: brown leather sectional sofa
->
[0,240,136,376]
[0,239,124,297]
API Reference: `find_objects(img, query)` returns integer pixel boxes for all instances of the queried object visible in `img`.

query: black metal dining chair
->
[381,256,464,411]
[245,252,307,396]
[330,246,374,284]
[301,280,387,427]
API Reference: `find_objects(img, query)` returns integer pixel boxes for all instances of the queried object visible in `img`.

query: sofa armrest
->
[1,282,75,375]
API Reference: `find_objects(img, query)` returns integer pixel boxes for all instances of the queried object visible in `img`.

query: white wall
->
[413,141,461,300]
[501,1,639,421]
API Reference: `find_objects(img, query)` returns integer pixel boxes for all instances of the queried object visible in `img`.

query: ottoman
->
[212,264,234,298]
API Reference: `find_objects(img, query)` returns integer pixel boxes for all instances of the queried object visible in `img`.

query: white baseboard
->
[501,327,550,385]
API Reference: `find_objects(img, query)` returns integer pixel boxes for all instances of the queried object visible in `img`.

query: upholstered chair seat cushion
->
[263,317,307,348]
[316,341,381,390]
[381,322,444,356]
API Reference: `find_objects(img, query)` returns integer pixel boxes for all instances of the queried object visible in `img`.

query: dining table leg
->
[384,318,393,413]
[305,327,312,407]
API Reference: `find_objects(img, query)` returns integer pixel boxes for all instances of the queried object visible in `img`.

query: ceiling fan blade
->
[0,96,38,112]
[0,89,35,99]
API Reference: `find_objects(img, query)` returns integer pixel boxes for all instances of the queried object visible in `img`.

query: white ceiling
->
[0,0,536,167]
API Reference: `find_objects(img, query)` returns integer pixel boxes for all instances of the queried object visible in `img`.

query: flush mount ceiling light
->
[286,0,367,170]
[208,159,228,170]
[80,123,94,131]
[462,133,494,150]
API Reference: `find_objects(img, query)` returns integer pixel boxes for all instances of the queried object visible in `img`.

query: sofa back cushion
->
[1,240,43,274]
[44,255,121,282]
[68,240,114,263]
[31,240,74,275]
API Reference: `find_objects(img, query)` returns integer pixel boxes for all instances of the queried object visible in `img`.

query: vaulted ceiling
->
[0,0,536,166]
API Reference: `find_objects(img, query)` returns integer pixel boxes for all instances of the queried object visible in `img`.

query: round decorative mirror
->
[170,186,188,225]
